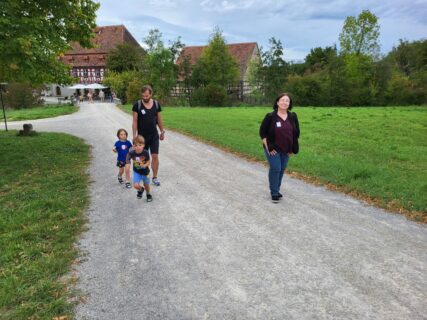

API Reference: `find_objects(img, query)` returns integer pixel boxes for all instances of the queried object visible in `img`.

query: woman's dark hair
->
[273,93,293,110]
[117,128,128,138]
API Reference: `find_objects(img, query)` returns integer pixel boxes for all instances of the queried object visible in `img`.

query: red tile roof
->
[60,25,142,68]
[176,42,259,79]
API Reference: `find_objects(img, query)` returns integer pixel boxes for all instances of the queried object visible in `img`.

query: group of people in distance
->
[113,85,300,203]
[113,85,164,202]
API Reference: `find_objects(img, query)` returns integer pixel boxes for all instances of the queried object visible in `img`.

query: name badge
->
[121,145,126,150]
[141,109,146,115]
[135,157,140,162]
[276,121,282,128]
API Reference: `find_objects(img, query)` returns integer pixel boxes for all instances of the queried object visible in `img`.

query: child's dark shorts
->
[116,160,126,168]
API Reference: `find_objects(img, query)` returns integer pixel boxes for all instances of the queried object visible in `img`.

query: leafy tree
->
[106,43,144,73]
[142,29,181,100]
[0,0,99,84]
[191,28,239,88]
[103,70,144,103]
[389,39,427,77]
[305,46,337,70]
[143,29,164,54]
[339,10,380,58]
[259,37,289,99]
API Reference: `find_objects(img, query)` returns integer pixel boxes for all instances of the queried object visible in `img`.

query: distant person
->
[88,91,93,103]
[79,93,84,103]
[99,90,105,102]
[132,85,165,187]
[259,93,300,203]
[111,92,116,103]
[113,128,132,188]
[126,135,153,201]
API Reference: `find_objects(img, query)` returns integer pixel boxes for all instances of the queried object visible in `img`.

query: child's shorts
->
[116,160,126,168]
[133,172,150,185]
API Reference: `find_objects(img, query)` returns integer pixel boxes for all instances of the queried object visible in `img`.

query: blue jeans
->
[264,149,289,196]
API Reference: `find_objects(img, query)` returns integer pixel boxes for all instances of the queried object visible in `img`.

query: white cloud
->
[96,0,427,60]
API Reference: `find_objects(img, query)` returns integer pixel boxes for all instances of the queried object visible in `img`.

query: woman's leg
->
[277,153,290,192]
[264,149,282,196]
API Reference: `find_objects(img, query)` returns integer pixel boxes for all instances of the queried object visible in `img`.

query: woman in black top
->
[259,93,300,203]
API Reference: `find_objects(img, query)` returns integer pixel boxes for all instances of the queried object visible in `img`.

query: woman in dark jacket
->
[259,93,300,203]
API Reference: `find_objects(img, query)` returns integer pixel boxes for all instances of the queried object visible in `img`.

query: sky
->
[96,0,427,62]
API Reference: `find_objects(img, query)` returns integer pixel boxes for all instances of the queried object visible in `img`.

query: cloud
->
[96,0,427,61]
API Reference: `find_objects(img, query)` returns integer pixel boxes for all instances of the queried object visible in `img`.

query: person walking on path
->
[113,128,132,188]
[132,85,165,186]
[259,93,300,203]
[126,135,153,201]
[88,91,94,103]
[99,90,105,102]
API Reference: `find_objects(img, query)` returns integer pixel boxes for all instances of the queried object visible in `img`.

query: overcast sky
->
[96,0,427,62]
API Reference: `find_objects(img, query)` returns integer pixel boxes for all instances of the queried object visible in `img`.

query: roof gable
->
[176,42,259,79]
[65,25,141,55]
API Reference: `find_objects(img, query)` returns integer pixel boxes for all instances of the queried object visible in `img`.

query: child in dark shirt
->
[126,135,153,201]
[113,128,132,188]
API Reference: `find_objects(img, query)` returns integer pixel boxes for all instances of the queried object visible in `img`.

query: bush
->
[126,78,144,104]
[103,70,145,104]
[5,82,41,109]
[385,74,427,105]
[190,84,228,106]
[286,73,329,106]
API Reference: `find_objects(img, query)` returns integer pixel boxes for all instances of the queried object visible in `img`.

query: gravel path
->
[3,103,426,319]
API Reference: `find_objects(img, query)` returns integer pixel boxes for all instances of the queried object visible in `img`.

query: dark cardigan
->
[259,110,300,153]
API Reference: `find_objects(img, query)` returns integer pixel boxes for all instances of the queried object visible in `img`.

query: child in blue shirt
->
[113,128,132,188]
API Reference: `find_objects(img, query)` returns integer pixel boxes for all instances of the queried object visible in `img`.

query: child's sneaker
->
[146,194,153,202]
[118,176,123,184]
[152,177,161,186]
[137,187,144,199]
[125,182,132,189]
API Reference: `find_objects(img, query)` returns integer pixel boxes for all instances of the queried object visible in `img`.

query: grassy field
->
[122,104,427,220]
[3,104,78,121]
[0,131,90,319]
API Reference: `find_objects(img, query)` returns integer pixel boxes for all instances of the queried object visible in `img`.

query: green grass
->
[0,131,90,319]
[122,104,427,219]
[3,104,78,121]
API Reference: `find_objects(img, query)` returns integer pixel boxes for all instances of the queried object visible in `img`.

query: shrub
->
[5,82,40,109]
[126,78,144,104]
[190,84,228,106]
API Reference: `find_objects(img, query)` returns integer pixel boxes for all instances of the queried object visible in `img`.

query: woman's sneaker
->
[152,177,161,186]
[272,195,280,203]
[137,187,144,199]
[118,176,123,184]
[146,194,153,202]
[125,182,132,189]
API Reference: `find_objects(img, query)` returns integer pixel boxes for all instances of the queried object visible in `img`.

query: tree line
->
[0,2,425,107]
[105,10,426,106]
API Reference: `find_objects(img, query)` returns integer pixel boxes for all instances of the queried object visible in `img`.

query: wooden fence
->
[170,81,270,105]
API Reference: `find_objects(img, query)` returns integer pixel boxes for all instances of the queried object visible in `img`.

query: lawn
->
[3,104,78,121]
[122,104,427,220]
[0,131,90,319]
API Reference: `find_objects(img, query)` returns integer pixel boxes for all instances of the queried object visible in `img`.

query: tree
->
[191,28,239,88]
[339,10,380,58]
[142,29,182,100]
[106,43,144,73]
[258,37,289,98]
[0,0,99,84]
[305,46,337,70]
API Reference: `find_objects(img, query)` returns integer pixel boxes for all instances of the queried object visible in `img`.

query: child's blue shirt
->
[114,140,132,162]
